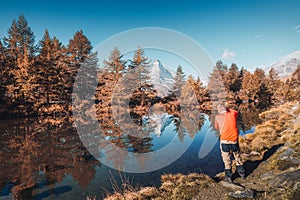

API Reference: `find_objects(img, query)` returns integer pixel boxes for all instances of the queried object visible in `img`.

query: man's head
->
[217,103,226,114]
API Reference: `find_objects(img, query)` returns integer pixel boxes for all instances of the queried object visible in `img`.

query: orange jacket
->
[214,108,239,141]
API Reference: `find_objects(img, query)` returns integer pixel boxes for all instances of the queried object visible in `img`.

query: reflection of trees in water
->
[181,109,205,139]
[96,106,153,171]
[96,101,208,171]
[99,110,153,152]
[166,102,206,141]
[8,124,41,198]
[172,112,206,142]
[0,117,99,199]
[237,107,262,131]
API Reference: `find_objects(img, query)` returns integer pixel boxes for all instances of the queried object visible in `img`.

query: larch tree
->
[129,47,151,87]
[95,48,128,140]
[253,68,273,109]
[103,47,127,81]
[66,30,92,103]
[51,37,70,104]
[3,15,36,116]
[127,47,155,108]
[240,68,272,110]
[72,52,99,125]
[207,62,227,110]
[169,65,186,98]
[165,65,186,114]
[223,63,243,107]
[283,66,300,101]
[67,30,92,67]
[35,30,70,114]
[35,29,54,105]
[97,47,127,117]
[267,67,283,105]
[186,75,210,111]
[0,40,8,114]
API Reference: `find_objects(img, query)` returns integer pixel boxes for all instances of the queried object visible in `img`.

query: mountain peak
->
[150,60,174,97]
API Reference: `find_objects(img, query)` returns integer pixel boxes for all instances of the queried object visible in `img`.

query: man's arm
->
[214,115,219,130]
[228,108,238,118]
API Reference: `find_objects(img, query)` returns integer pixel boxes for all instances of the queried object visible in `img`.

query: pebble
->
[260,172,274,180]
[220,181,245,190]
[250,151,260,156]
[228,189,254,199]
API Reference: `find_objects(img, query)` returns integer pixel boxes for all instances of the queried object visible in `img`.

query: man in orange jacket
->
[215,103,245,182]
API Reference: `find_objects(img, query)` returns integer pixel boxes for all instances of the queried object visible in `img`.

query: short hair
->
[217,103,225,109]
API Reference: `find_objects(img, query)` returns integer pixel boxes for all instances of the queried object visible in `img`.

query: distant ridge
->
[265,50,300,79]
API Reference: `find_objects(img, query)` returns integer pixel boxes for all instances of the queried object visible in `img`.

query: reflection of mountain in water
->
[143,113,174,137]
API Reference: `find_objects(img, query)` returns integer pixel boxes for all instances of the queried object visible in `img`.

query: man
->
[214,103,245,182]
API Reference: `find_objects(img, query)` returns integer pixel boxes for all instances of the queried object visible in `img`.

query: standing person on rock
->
[214,103,245,182]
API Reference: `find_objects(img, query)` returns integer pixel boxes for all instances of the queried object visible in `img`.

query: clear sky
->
[1,0,300,71]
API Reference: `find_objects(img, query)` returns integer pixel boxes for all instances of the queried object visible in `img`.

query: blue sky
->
[1,0,300,71]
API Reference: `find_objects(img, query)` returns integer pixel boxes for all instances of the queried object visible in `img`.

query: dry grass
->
[158,173,225,200]
[240,102,299,158]
[265,187,300,200]
[241,102,300,174]
[103,173,227,200]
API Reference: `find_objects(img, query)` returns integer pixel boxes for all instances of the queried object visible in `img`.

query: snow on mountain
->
[266,50,300,79]
[149,59,174,97]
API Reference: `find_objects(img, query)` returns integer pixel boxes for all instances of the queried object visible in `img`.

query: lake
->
[0,110,257,200]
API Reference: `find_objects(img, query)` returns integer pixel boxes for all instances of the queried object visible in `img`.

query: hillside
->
[265,51,300,79]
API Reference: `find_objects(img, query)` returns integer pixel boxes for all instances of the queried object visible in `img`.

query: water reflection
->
[0,118,99,199]
[0,106,260,199]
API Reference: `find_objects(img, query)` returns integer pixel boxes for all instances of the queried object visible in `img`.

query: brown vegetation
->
[103,173,228,200]
[239,102,299,157]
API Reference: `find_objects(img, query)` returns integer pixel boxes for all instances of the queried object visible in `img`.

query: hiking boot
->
[236,173,245,179]
[224,176,232,183]
[236,165,245,179]
[239,173,245,179]
[224,169,233,182]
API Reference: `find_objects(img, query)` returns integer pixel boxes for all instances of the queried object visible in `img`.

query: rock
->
[278,148,295,159]
[291,104,299,112]
[220,181,245,190]
[250,151,260,156]
[283,141,292,147]
[293,182,300,190]
[228,189,254,199]
[260,172,274,180]
[284,157,300,164]
[270,169,300,188]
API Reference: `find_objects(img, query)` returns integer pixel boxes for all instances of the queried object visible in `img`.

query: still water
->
[0,111,257,200]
